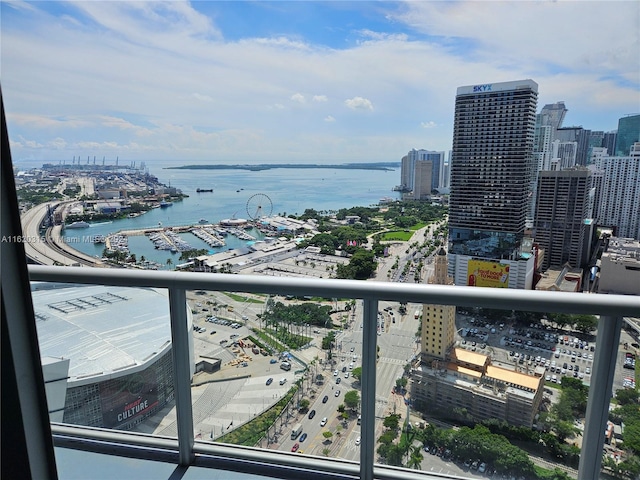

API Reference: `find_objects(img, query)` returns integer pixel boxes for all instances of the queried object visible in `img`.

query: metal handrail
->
[29,265,640,480]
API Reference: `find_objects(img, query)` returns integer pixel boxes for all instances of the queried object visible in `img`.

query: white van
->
[279,378,287,385]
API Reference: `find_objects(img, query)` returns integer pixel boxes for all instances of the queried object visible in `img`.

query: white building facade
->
[595,142,640,240]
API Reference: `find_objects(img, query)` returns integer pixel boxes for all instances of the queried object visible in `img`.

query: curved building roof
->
[32,283,175,386]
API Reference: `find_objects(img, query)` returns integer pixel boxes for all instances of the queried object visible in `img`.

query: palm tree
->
[166,258,173,268]
[407,446,423,470]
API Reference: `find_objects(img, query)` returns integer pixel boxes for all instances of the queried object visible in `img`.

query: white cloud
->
[392,2,639,76]
[356,29,408,43]
[2,1,637,162]
[49,137,67,149]
[8,113,93,129]
[191,93,214,103]
[344,96,374,111]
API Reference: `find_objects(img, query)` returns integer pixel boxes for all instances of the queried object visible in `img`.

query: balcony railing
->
[28,264,640,480]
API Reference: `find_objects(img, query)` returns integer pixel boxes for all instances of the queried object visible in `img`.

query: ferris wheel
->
[246,193,273,220]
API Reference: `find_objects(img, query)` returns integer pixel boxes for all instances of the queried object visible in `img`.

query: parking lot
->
[456,314,640,398]
[456,315,596,386]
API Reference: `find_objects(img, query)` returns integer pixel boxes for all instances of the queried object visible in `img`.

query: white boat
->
[199,218,208,224]
[65,221,90,229]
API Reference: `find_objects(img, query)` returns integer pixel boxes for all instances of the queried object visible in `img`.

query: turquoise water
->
[19,160,400,267]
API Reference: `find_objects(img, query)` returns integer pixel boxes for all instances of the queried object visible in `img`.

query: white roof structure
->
[32,283,177,386]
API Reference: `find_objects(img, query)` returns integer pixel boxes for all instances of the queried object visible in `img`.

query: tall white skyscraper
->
[595,142,640,240]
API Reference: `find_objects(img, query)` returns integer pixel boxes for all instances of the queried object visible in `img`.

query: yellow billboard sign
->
[467,259,509,288]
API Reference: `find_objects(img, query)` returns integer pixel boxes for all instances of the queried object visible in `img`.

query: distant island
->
[166,162,400,172]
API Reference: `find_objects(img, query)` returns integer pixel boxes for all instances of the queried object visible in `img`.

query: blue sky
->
[2,0,639,164]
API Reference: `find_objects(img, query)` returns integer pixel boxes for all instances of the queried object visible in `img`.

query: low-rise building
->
[411,348,544,427]
[535,264,583,292]
[599,237,640,295]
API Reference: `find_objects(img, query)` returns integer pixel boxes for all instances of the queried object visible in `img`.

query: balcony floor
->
[55,447,276,480]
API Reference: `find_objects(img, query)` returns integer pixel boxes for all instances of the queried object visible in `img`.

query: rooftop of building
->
[451,347,488,367]
[536,265,583,292]
[447,363,483,379]
[196,238,300,267]
[485,365,542,392]
[31,283,173,385]
[604,237,640,260]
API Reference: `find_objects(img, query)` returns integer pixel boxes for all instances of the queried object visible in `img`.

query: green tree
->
[386,444,405,466]
[179,248,208,261]
[322,431,333,441]
[344,390,360,410]
[553,420,579,442]
[378,429,397,445]
[166,258,173,267]
[616,388,640,406]
[351,366,362,382]
[298,399,310,411]
[407,445,423,470]
[383,414,401,431]
[572,314,598,333]
[395,377,408,391]
[336,249,377,280]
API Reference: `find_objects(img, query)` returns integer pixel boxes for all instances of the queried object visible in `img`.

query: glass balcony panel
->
[28,265,640,480]
[34,282,177,438]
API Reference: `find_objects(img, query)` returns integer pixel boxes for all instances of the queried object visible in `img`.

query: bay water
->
[15,159,400,267]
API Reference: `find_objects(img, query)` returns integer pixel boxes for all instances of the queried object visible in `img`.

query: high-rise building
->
[549,140,578,170]
[448,79,538,288]
[421,248,455,362]
[615,114,640,156]
[595,142,640,240]
[556,126,590,166]
[534,168,594,270]
[399,149,444,198]
[532,101,568,223]
[412,160,433,200]
[538,101,567,132]
[602,131,617,157]
[587,131,605,162]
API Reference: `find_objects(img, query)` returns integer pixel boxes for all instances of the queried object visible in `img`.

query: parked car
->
[266,377,273,386]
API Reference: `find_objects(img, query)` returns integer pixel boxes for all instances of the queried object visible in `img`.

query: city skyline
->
[2,1,639,163]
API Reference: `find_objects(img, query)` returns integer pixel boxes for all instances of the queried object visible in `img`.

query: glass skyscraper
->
[615,114,640,156]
